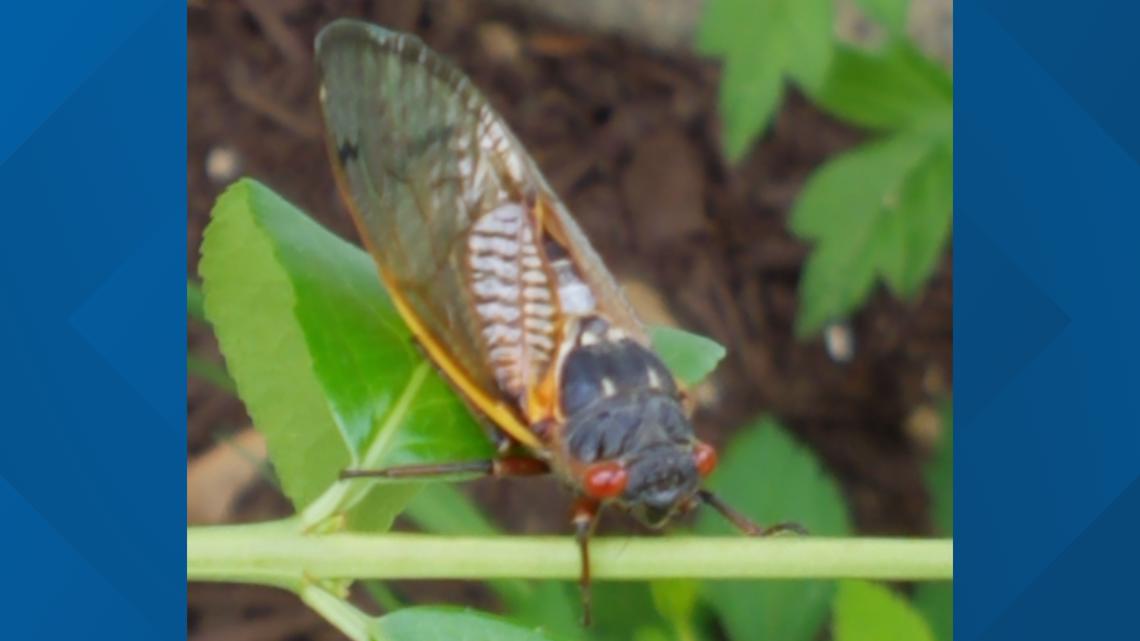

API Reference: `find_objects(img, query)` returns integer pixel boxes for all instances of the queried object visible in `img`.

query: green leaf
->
[650,326,727,386]
[811,43,952,133]
[403,485,580,637]
[696,417,850,641]
[854,0,910,35]
[878,139,952,297]
[650,579,700,625]
[373,607,554,641]
[589,583,671,641]
[913,583,952,641]
[793,39,951,335]
[632,628,672,641]
[717,54,784,162]
[791,131,950,337]
[833,580,935,641]
[914,400,952,641]
[780,0,834,89]
[697,0,834,161]
[199,178,491,519]
[403,484,500,536]
[650,579,707,641]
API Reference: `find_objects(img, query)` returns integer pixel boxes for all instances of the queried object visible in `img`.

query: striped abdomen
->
[466,203,557,398]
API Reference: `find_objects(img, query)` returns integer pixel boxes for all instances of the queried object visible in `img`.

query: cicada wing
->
[317,20,546,447]
[536,192,648,344]
[316,20,649,444]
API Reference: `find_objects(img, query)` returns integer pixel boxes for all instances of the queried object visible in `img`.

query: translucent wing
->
[315,20,645,445]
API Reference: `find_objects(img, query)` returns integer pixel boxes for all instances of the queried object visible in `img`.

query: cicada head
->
[558,319,718,528]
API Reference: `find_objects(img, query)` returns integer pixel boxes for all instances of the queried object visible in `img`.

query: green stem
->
[188,521,952,584]
[299,582,373,641]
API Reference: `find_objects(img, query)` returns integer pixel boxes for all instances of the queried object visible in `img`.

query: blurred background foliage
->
[698,0,952,336]
[188,0,952,639]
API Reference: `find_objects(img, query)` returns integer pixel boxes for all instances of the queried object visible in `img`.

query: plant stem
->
[299,583,373,641]
[188,522,952,585]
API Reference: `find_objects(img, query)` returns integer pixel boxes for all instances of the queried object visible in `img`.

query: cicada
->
[315,18,801,623]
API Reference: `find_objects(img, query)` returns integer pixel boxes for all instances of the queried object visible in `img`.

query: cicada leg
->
[340,456,549,480]
[697,489,807,536]
[570,496,601,627]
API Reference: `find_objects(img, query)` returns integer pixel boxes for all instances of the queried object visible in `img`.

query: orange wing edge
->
[327,153,544,452]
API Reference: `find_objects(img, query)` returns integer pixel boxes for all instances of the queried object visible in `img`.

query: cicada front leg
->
[570,496,601,627]
[697,489,807,536]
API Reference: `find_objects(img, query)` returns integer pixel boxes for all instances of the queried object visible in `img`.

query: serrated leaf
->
[791,131,950,337]
[811,43,952,133]
[696,418,850,641]
[780,0,835,90]
[372,607,554,641]
[697,0,834,160]
[718,54,784,162]
[199,179,491,520]
[833,580,935,641]
[879,140,952,296]
[854,0,910,35]
[650,326,727,386]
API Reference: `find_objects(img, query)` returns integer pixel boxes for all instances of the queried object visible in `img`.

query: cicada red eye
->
[693,442,718,477]
[583,461,629,499]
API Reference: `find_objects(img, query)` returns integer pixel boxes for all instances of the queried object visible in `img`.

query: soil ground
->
[187,2,952,639]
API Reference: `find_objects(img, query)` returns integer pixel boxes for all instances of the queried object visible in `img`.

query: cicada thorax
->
[553,317,720,526]
[461,199,714,525]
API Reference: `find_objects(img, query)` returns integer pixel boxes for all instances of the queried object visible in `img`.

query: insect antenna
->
[697,489,808,537]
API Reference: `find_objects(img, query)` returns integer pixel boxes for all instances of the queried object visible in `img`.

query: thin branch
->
[299,583,373,641]
[188,521,952,585]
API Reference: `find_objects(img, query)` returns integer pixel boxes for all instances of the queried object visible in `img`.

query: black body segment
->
[557,317,701,526]
[560,338,685,461]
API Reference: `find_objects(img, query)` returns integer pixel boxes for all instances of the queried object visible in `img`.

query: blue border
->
[957,1,1140,639]
[3,0,1138,638]
[0,2,185,638]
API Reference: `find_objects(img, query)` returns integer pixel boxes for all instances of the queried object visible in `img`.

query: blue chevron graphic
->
[0,1,184,637]
[958,2,1140,640]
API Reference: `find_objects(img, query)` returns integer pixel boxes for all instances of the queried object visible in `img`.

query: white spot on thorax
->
[646,367,661,390]
[601,378,617,397]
